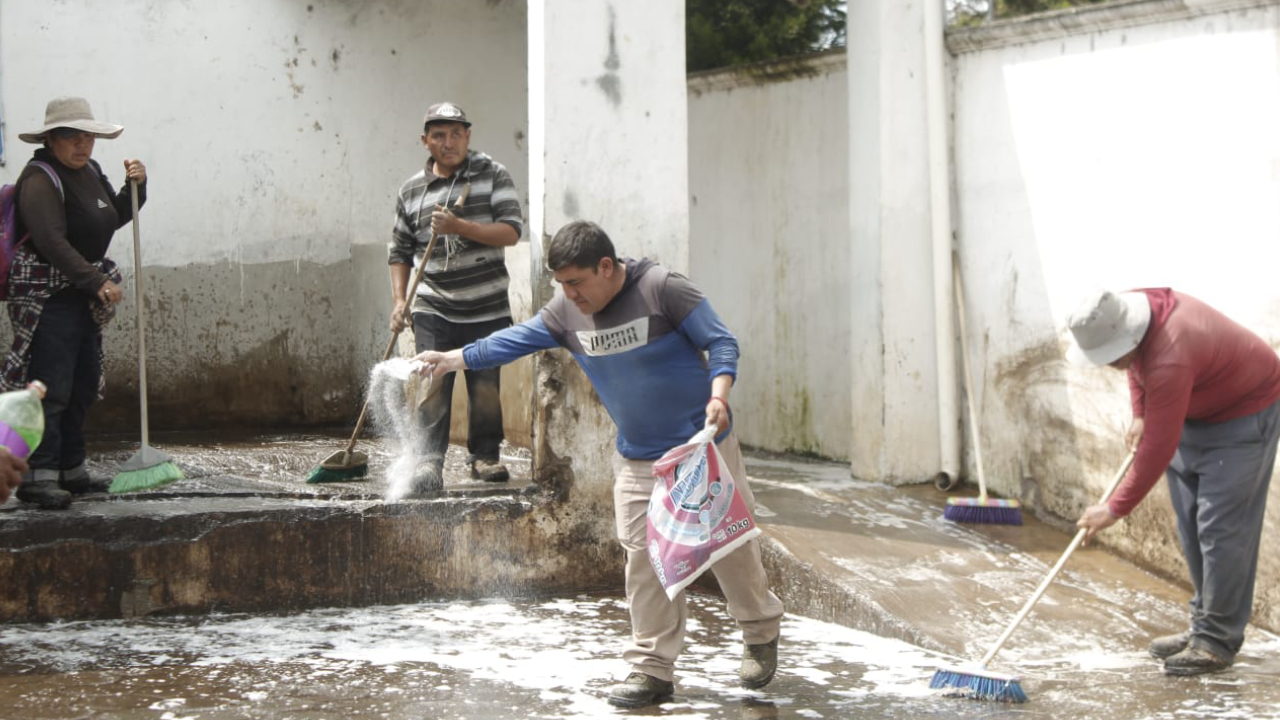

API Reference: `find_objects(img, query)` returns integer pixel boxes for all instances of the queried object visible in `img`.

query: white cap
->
[1065,289,1152,366]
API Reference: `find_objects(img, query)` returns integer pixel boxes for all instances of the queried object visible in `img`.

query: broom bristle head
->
[109,461,185,494]
[930,665,1027,703]
[944,497,1024,525]
[305,461,369,484]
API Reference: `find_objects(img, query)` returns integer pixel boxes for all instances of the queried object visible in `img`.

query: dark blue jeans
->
[412,313,510,471]
[26,291,101,473]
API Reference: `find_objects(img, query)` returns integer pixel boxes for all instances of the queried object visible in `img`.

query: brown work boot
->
[740,636,779,689]
[607,671,674,708]
[1148,632,1190,659]
[16,480,72,510]
[1163,646,1231,676]
[470,458,509,483]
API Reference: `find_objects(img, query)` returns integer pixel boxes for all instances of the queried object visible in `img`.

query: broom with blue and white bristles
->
[931,449,1136,702]
[943,254,1023,525]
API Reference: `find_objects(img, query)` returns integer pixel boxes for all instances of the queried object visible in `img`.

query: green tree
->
[687,0,847,73]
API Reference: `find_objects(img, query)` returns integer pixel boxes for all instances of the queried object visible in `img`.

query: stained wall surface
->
[688,53,852,461]
[0,0,533,439]
[948,0,1280,632]
[687,0,1280,631]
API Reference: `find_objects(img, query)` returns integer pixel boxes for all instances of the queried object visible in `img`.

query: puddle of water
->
[2,592,1278,720]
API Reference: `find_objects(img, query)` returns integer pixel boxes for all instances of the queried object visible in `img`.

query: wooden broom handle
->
[129,180,150,447]
[952,251,988,500]
[978,450,1137,667]
[341,183,471,454]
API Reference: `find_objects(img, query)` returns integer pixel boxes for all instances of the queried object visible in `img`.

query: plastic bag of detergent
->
[646,425,761,601]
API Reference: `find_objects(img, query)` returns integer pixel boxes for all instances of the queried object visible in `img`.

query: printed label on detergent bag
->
[646,426,761,601]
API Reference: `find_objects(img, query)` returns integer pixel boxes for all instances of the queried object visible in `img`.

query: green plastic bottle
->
[0,381,46,459]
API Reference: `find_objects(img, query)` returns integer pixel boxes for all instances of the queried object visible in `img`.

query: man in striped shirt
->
[388,102,523,493]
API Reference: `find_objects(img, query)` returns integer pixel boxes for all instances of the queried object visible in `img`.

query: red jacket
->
[1111,289,1280,517]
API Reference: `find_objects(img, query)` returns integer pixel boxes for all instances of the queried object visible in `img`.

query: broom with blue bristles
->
[931,449,1136,702]
[943,253,1022,525]
[110,179,184,493]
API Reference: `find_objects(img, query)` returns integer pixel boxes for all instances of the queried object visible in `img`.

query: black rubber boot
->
[16,481,72,510]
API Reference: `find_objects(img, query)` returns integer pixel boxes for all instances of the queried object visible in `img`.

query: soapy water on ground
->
[2,591,1279,720]
[0,593,936,720]
[4,437,1280,717]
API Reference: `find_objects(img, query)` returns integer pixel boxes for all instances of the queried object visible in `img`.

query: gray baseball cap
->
[423,102,471,128]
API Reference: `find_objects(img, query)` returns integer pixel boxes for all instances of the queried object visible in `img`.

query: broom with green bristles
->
[303,183,470,484]
[931,449,1136,702]
[110,179,185,493]
[943,253,1022,525]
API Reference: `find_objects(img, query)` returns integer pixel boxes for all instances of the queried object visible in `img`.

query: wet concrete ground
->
[1,433,1279,718]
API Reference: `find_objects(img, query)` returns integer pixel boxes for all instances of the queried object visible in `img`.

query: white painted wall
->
[0,0,532,435]
[530,0,690,489]
[687,53,851,459]
[687,0,1280,631]
[949,0,1280,628]
[845,0,949,483]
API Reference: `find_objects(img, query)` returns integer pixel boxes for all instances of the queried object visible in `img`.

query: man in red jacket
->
[1067,288,1280,676]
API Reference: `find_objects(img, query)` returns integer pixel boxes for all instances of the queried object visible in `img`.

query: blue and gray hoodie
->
[463,258,738,460]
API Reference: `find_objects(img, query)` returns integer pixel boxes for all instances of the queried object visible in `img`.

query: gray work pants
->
[1165,397,1280,661]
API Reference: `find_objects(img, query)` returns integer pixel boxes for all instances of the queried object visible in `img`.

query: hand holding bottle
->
[0,446,28,504]
[0,381,46,461]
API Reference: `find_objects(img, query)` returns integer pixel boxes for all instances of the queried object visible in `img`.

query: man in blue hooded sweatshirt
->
[414,220,784,708]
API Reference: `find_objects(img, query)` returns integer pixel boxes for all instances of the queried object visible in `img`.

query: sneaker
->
[470,458,509,483]
[607,671,674,709]
[1148,632,1191,660]
[407,463,443,496]
[15,481,72,510]
[740,636,779,689]
[1163,646,1232,676]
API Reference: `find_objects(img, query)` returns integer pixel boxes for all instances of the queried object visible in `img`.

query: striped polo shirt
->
[389,150,523,323]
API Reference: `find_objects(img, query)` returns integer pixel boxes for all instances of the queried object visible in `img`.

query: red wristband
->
[709,396,729,413]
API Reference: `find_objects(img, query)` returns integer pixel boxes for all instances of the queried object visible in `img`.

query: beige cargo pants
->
[612,432,785,682]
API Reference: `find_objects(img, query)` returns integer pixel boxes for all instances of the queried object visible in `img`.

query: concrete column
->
[846,0,949,483]
[527,1,689,493]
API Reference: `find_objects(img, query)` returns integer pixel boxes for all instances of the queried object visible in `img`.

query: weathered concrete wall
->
[0,494,619,622]
[527,0,689,527]
[948,0,1280,633]
[0,0,533,441]
[686,4,948,478]
[686,0,1280,631]
[687,52,852,460]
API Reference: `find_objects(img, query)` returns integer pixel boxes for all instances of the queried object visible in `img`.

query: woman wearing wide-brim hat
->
[3,96,147,510]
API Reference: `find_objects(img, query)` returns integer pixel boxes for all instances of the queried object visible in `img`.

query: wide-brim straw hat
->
[1065,289,1152,366]
[19,97,123,143]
